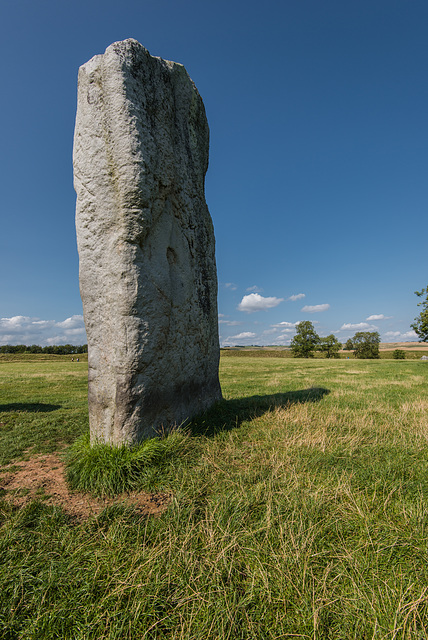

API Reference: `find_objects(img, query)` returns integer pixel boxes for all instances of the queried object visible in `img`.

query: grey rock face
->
[73,39,222,444]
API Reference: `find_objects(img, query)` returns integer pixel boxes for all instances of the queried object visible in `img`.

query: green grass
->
[0,359,88,464]
[220,347,428,359]
[1,356,428,638]
[65,430,192,496]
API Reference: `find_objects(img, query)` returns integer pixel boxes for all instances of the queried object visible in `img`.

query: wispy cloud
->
[218,319,242,326]
[246,285,263,293]
[262,328,279,335]
[383,330,418,341]
[288,293,305,301]
[366,314,392,321]
[237,293,284,313]
[301,304,330,313]
[0,315,86,346]
[224,282,238,291]
[273,336,292,345]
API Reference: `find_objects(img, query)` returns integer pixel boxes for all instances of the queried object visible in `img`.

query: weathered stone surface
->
[73,39,222,445]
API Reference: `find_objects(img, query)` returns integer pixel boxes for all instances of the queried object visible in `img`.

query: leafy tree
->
[15,345,27,353]
[318,334,342,358]
[77,344,88,354]
[28,344,43,353]
[411,285,428,343]
[393,349,405,360]
[344,338,354,351]
[291,321,320,358]
[352,331,380,359]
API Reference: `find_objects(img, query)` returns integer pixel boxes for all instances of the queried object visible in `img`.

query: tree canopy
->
[352,332,380,359]
[0,344,88,355]
[291,321,320,358]
[344,338,354,351]
[411,285,428,343]
[318,334,342,358]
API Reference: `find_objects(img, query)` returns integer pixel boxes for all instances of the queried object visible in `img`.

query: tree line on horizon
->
[0,344,88,355]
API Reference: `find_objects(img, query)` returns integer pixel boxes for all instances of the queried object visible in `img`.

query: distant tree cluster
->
[290,322,381,359]
[348,332,380,359]
[289,285,428,360]
[290,322,341,359]
[0,344,88,355]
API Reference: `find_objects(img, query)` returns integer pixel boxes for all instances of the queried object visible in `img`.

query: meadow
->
[1,354,428,639]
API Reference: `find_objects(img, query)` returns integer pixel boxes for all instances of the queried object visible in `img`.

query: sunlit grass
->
[0,355,428,638]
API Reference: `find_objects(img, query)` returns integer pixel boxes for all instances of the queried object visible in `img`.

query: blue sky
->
[0,0,426,346]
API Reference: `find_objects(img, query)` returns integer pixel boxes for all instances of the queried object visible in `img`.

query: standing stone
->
[73,39,222,445]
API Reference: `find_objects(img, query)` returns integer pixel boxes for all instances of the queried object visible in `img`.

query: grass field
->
[220,343,428,359]
[1,354,428,638]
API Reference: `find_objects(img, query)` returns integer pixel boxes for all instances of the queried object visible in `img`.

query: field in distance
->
[379,341,428,351]
[223,341,428,350]
[221,341,428,358]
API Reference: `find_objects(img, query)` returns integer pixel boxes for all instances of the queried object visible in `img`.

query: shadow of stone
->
[0,403,62,413]
[189,387,330,437]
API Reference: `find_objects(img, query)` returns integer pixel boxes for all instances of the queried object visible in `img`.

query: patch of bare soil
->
[0,453,170,520]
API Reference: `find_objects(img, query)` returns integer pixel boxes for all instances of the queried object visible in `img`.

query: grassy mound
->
[65,430,191,496]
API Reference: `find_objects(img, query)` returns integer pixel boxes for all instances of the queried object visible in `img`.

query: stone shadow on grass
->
[189,387,330,437]
[0,403,62,413]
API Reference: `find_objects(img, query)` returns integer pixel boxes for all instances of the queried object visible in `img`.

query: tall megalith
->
[73,39,222,445]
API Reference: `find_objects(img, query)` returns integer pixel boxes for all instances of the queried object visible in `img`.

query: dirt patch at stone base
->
[1,453,170,520]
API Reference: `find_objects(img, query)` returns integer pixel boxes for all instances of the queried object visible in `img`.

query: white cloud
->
[272,337,292,345]
[340,322,378,331]
[218,313,225,318]
[403,330,418,340]
[301,304,330,313]
[366,314,392,321]
[56,315,85,329]
[237,293,284,313]
[0,315,87,346]
[288,293,305,301]
[222,331,257,345]
[224,282,238,291]
[246,285,263,293]
[218,320,242,326]
[0,315,31,328]
[272,321,298,328]
[229,331,256,340]
[383,330,418,341]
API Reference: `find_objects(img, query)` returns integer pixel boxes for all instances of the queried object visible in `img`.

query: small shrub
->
[392,349,406,360]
